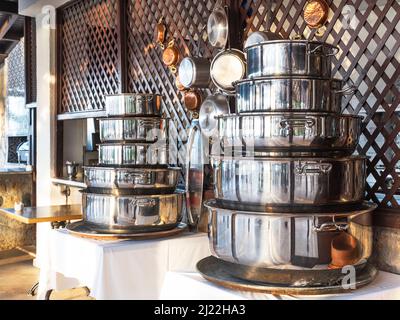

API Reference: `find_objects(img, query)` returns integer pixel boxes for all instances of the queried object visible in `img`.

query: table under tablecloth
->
[37,229,211,300]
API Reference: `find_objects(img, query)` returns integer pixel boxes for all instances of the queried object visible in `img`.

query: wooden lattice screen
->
[57,0,120,116]
[57,0,400,219]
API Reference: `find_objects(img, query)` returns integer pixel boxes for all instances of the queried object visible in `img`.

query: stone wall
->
[0,173,35,251]
[0,65,6,167]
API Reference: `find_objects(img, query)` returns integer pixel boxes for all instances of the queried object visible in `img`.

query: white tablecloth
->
[37,229,210,300]
[160,271,400,300]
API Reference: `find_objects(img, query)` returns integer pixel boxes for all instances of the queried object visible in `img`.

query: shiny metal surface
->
[205,200,376,270]
[235,77,350,114]
[199,94,230,137]
[245,40,338,78]
[210,49,246,94]
[216,113,362,155]
[244,31,283,48]
[178,57,211,88]
[197,256,378,294]
[82,191,184,232]
[67,220,188,239]
[211,155,366,208]
[84,166,180,191]
[99,117,168,143]
[185,121,213,232]
[105,93,162,116]
[207,5,229,48]
[98,143,169,166]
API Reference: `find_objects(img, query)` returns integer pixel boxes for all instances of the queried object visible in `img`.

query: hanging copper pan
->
[155,18,167,48]
[184,90,202,112]
[304,0,329,29]
[162,39,180,73]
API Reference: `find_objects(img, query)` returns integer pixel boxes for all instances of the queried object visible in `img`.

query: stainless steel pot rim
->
[105,93,162,98]
[244,39,338,51]
[98,117,168,121]
[216,112,363,120]
[81,187,178,196]
[213,150,357,157]
[81,189,186,198]
[234,76,344,85]
[211,155,366,162]
[98,142,169,147]
[205,199,377,218]
[83,165,181,172]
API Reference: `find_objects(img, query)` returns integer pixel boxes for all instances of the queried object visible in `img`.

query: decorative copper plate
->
[197,256,378,296]
[66,221,188,241]
[304,0,329,29]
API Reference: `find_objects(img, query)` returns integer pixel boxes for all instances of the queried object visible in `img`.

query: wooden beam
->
[0,14,18,40]
[2,29,24,41]
[0,1,18,15]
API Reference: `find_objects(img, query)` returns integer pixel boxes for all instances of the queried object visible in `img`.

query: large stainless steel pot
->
[235,77,355,114]
[99,117,168,143]
[98,143,169,166]
[178,57,211,89]
[245,40,339,78]
[216,113,362,156]
[105,93,162,116]
[205,200,376,270]
[212,155,366,209]
[82,191,184,233]
[84,166,180,192]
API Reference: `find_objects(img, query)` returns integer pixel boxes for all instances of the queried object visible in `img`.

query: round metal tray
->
[66,221,187,241]
[197,256,378,296]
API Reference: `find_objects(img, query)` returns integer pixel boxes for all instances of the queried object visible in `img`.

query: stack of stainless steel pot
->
[81,93,184,234]
[204,39,377,283]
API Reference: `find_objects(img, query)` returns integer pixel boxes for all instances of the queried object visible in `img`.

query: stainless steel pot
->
[216,113,362,155]
[205,200,376,270]
[82,191,184,233]
[212,155,366,209]
[207,4,229,49]
[99,117,168,143]
[178,57,211,89]
[105,93,162,116]
[199,93,230,137]
[235,77,355,114]
[210,49,246,94]
[98,143,169,166]
[84,166,180,192]
[245,40,339,78]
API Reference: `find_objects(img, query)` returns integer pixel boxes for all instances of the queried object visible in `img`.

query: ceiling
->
[0,0,25,66]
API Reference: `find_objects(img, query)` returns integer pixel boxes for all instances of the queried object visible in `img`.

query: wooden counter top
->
[0,205,82,224]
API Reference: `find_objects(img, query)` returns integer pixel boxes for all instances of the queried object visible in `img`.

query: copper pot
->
[162,39,179,73]
[304,0,329,29]
[155,18,166,47]
[184,90,202,112]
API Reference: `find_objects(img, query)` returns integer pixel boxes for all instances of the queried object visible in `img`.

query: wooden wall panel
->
[58,0,120,116]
